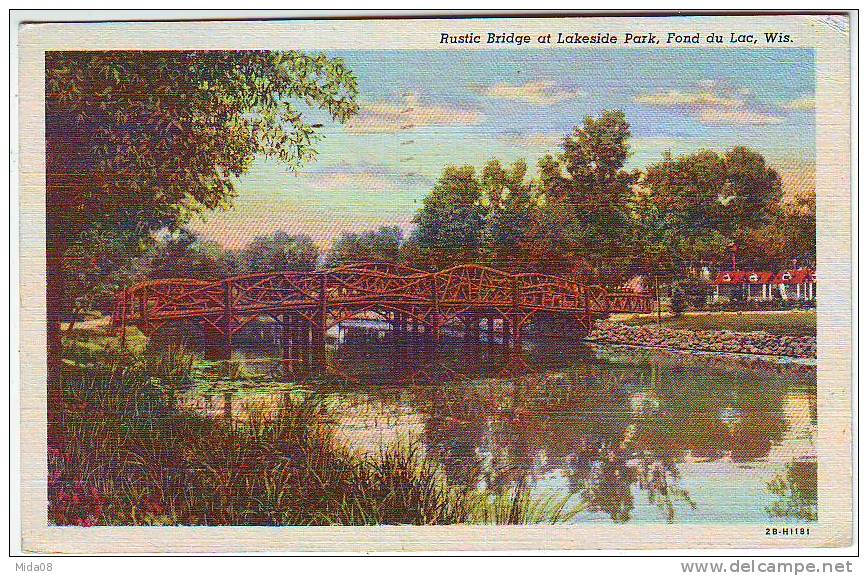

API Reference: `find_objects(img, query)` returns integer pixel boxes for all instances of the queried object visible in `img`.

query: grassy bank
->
[614,310,816,337]
[51,326,581,526]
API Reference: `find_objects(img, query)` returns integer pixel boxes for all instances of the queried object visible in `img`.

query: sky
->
[189,48,815,250]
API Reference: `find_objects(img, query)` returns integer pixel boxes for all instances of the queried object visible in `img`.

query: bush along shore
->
[587,320,816,359]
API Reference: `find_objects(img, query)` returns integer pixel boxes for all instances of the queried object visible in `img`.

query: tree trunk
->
[45,103,69,445]
[65,307,80,334]
[46,246,64,444]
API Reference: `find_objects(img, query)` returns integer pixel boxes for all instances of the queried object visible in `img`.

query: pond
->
[180,326,817,525]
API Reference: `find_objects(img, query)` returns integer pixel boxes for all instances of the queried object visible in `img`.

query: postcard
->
[15,12,853,553]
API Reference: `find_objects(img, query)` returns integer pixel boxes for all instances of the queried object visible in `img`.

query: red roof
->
[714,269,815,285]
[712,271,773,285]
[744,271,775,284]
[713,271,743,285]
[774,269,816,284]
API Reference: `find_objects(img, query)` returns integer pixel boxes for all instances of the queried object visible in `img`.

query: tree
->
[46,51,358,401]
[639,146,784,271]
[410,166,485,267]
[780,188,817,263]
[143,229,239,280]
[479,159,534,268]
[325,225,404,267]
[639,149,729,268]
[740,189,816,269]
[238,231,319,273]
[534,110,639,265]
[61,230,145,332]
[516,197,576,274]
[397,237,430,270]
[721,146,784,237]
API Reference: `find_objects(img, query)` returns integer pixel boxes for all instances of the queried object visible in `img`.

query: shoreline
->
[586,340,817,366]
[587,320,816,362]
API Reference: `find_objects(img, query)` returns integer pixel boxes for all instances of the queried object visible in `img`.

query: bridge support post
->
[310,275,328,369]
[280,314,293,379]
[430,276,441,346]
[390,311,402,344]
[409,312,420,347]
[303,318,314,367]
[398,311,409,344]
[463,314,480,343]
[512,317,522,349]
[313,275,327,345]
[292,321,306,367]
[222,280,234,360]
[510,277,521,349]
[203,325,232,360]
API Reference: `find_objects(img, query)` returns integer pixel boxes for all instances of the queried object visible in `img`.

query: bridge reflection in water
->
[185,341,818,524]
[113,262,655,369]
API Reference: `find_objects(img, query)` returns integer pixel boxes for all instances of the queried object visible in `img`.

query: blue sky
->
[190,48,815,249]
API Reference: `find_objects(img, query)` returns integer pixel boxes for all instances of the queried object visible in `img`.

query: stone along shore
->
[587,320,816,359]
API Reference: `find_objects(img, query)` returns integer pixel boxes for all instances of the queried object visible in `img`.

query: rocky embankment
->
[587,320,816,359]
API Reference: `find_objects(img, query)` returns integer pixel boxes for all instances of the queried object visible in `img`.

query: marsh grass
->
[51,330,581,526]
[140,342,196,390]
[465,482,584,524]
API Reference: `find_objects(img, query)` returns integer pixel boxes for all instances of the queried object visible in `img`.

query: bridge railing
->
[112,264,658,331]
[606,290,656,314]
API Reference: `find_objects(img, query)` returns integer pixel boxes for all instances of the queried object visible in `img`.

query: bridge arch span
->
[112,263,654,354]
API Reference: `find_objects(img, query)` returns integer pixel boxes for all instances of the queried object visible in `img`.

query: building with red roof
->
[712,268,815,302]
[774,269,816,301]
[712,270,776,301]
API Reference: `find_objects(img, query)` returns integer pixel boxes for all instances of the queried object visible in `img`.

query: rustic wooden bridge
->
[112,262,654,360]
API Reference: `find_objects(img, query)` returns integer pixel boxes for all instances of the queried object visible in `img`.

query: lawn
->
[615,310,816,337]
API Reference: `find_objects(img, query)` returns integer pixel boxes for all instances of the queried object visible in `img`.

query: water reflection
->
[184,336,817,524]
[767,461,818,521]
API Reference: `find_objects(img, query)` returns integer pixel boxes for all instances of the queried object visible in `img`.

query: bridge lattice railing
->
[113,263,655,328]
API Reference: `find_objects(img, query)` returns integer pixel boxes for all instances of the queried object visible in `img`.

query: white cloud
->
[345,93,483,134]
[781,96,815,111]
[697,108,785,126]
[634,90,744,109]
[471,80,584,105]
[634,84,785,126]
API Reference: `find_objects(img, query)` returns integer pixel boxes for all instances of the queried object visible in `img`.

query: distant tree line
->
[349,110,813,278]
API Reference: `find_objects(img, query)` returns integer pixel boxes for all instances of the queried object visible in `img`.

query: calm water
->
[181,327,817,525]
